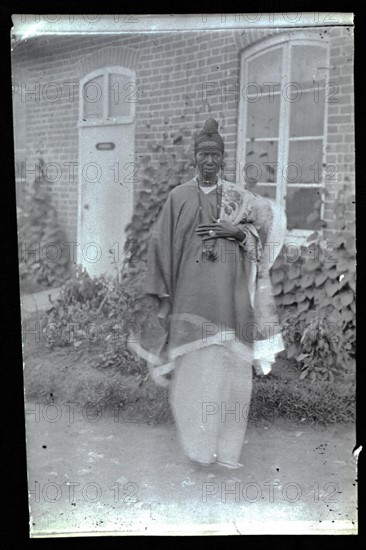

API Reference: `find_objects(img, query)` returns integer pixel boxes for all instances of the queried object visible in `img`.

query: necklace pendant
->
[203,241,219,261]
[203,248,218,261]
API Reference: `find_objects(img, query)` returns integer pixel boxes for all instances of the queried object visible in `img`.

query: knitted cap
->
[194,118,224,153]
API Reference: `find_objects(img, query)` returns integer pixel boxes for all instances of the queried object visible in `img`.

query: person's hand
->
[195,218,246,242]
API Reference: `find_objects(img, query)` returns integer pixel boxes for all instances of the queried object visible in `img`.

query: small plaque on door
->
[96,142,115,150]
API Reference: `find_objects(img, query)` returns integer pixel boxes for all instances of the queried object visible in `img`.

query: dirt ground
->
[26,403,357,536]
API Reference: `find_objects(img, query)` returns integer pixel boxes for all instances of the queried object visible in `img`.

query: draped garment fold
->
[129,178,286,384]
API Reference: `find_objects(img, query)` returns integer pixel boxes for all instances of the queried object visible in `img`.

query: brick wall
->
[324,26,355,235]
[12,26,354,242]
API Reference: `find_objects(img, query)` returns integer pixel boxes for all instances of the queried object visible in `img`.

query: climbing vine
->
[123,139,195,273]
[18,158,71,289]
[271,182,355,381]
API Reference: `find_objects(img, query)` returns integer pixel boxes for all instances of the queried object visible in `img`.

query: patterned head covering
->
[194,118,224,154]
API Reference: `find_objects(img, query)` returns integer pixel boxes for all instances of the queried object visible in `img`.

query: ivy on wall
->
[18,158,71,289]
[271,183,355,381]
[123,137,195,272]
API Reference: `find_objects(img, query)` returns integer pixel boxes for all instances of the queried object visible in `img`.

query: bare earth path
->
[26,403,357,536]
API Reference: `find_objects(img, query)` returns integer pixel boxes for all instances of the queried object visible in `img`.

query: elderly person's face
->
[195,146,223,180]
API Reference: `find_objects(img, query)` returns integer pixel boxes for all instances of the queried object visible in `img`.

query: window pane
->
[289,90,326,137]
[287,140,323,184]
[83,75,104,121]
[247,47,282,87]
[109,73,132,118]
[252,184,276,199]
[246,93,280,138]
[290,45,328,89]
[244,140,278,185]
[286,187,322,230]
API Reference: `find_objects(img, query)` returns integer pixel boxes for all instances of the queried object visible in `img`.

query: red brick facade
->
[12,26,354,242]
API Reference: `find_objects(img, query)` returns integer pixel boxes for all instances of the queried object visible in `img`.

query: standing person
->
[130,118,286,468]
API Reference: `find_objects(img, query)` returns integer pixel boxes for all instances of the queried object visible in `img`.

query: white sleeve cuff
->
[253,332,285,375]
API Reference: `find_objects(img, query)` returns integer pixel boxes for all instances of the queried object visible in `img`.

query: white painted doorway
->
[77,67,136,277]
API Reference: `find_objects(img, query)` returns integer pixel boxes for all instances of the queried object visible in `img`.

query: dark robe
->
[129,177,286,381]
[144,179,255,362]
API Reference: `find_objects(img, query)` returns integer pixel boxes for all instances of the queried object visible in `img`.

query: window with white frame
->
[237,35,330,236]
[79,66,136,126]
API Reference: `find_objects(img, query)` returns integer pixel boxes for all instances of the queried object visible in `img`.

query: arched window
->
[237,34,330,237]
[79,66,136,126]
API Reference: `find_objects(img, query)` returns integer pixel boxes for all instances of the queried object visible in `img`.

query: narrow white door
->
[78,67,136,277]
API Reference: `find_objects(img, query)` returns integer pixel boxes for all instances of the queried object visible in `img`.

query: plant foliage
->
[272,183,355,382]
[18,158,70,289]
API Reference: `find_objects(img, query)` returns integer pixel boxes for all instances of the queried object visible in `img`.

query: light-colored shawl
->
[224,182,287,374]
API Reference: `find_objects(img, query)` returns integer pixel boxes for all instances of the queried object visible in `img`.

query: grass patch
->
[250,375,355,425]
[23,313,355,426]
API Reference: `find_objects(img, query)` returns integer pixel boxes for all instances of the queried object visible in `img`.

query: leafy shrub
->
[41,268,146,373]
[18,158,70,289]
[272,183,355,382]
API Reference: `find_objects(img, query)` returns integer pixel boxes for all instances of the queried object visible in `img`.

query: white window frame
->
[78,66,136,127]
[236,33,330,244]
